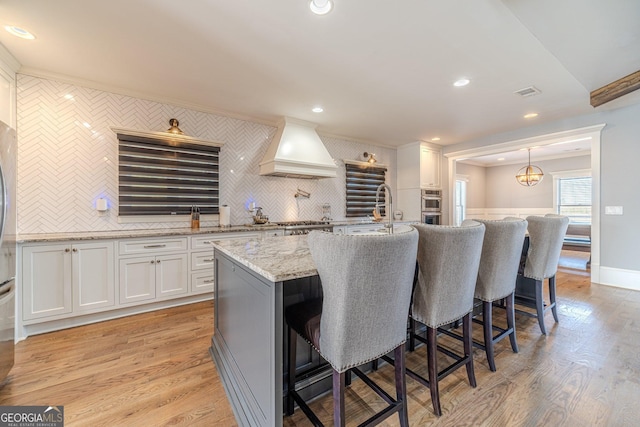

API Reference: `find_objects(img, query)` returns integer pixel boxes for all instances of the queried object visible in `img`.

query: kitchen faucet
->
[375,183,393,234]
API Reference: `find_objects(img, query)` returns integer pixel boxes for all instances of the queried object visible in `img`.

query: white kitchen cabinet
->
[22,241,115,322]
[397,142,442,190]
[119,253,188,304]
[420,146,441,189]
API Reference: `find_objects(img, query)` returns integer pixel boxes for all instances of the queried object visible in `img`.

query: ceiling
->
[0,0,639,147]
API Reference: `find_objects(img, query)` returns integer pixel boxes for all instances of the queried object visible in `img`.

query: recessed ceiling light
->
[309,0,333,15]
[497,157,505,161]
[523,113,539,119]
[431,137,441,141]
[312,106,324,113]
[4,25,35,40]
[453,78,470,87]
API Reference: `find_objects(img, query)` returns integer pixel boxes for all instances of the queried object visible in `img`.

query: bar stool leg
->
[506,292,519,353]
[482,300,496,372]
[463,312,477,387]
[549,275,559,322]
[286,326,297,416]
[535,279,547,335]
[426,326,441,416]
[332,370,346,427]
[394,345,409,427]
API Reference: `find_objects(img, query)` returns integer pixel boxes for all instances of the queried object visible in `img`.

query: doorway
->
[445,124,605,283]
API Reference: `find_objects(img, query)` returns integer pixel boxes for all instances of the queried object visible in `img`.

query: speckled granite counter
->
[17,224,281,243]
[209,235,315,282]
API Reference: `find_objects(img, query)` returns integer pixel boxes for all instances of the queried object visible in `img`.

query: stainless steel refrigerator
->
[0,120,16,382]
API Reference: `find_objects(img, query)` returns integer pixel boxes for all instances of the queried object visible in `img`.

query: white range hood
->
[259,117,337,179]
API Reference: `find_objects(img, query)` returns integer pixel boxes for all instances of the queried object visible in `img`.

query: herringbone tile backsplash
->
[16,74,396,233]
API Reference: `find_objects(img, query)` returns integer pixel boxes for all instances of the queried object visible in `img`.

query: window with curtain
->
[557,176,592,224]
[117,133,220,216]
[345,162,387,217]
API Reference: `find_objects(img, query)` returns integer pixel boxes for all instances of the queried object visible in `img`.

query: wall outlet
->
[605,206,623,215]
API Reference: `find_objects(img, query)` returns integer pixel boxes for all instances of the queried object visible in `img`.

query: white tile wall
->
[16,74,396,233]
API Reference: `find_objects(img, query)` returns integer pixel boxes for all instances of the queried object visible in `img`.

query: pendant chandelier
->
[515,148,544,186]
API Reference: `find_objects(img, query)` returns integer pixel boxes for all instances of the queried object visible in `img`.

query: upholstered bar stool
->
[515,214,569,335]
[285,229,418,427]
[407,221,485,416]
[473,217,528,371]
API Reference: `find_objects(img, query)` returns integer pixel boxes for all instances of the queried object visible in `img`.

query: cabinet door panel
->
[73,242,115,312]
[119,256,155,304]
[156,253,188,299]
[22,245,72,320]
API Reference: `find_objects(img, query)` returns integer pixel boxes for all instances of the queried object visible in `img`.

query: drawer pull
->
[204,258,214,262]
[203,279,214,284]
[143,244,167,249]
[202,241,212,245]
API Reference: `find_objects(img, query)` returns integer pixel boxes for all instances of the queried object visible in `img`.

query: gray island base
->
[209,235,326,427]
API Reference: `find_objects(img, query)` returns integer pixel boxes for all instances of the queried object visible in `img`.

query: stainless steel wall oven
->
[421,189,442,225]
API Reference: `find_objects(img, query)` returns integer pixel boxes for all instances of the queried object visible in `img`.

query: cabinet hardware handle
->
[64,248,71,253]
[203,279,214,283]
[150,260,155,264]
[144,244,166,248]
[72,248,77,252]
[156,260,161,263]
[203,241,212,244]
[204,258,214,262]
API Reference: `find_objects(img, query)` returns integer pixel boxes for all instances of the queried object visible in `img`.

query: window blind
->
[345,163,387,217]
[557,176,591,223]
[117,134,220,216]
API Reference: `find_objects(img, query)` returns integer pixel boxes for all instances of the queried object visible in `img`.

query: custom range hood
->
[259,117,337,179]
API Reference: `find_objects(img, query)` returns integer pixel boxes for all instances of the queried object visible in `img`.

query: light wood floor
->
[2,267,640,426]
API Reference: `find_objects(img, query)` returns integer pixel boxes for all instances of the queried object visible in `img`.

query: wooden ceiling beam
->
[590,70,640,108]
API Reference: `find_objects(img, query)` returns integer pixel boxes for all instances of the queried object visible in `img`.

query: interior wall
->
[484,155,590,209]
[16,74,396,233]
[443,101,640,275]
[455,162,486,208]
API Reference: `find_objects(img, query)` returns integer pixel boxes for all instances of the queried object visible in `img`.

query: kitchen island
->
[208,235,321,427]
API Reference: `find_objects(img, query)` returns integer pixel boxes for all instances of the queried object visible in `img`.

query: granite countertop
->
[17,220,419,243]
[17,224,281,243]
[210,235,316,282]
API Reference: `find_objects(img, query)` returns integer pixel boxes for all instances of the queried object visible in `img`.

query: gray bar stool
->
[285,229,418,427]
[516,214,569,334]
[407,221,485,416]
[473,217,528,371]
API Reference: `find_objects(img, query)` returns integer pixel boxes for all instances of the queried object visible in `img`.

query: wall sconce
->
[166,118,184,135]
[363,152,377,164]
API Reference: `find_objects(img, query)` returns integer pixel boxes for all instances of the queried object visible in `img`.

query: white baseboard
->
[596,266,640,291]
